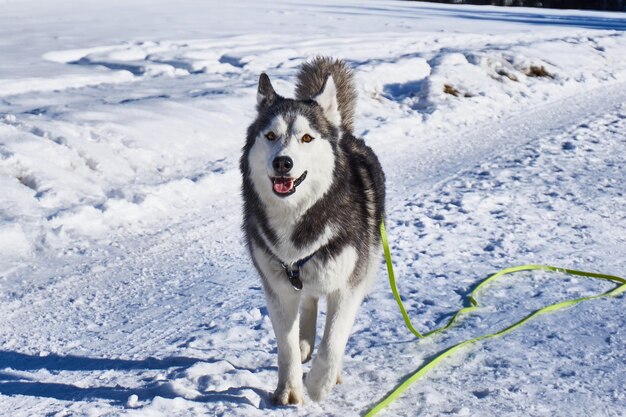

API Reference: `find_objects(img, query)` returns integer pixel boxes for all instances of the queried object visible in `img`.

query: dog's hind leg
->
[299,296,318,363]
[305,288,363,402]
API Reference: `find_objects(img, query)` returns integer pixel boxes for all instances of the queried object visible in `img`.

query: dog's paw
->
[300,339,313,363]
[273,384,304,406]
[305,359,337,402]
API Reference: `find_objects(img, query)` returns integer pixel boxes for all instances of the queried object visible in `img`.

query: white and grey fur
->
[240,57,385,404]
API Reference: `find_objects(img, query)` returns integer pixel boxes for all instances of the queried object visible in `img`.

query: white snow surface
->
[1,1,626,416]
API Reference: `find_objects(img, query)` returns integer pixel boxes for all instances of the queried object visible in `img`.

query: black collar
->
[280,251,317,291]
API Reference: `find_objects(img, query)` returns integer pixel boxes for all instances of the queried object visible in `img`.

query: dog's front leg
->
[306,288,362,401]
[265,286,304,405]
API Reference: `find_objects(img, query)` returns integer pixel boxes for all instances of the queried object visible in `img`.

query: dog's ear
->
[313,74,341,128]
[257,73,277,109]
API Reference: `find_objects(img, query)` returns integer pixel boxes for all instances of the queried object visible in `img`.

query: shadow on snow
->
[310,2,626,31]
[0,351,272,408]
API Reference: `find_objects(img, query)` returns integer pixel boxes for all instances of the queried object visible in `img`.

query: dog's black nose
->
[272,156,293,174]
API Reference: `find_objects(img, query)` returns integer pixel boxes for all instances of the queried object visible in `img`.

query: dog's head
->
[243,73,342,210]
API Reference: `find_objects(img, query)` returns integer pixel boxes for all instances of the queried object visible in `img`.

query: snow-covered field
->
[1,0,626,416]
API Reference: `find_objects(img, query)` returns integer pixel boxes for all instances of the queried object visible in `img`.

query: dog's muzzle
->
[271,171,307,197]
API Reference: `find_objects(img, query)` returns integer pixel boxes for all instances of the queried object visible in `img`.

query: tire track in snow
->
[380,80,626,210]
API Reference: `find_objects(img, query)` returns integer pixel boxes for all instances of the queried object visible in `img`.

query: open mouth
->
[271,171,307,197]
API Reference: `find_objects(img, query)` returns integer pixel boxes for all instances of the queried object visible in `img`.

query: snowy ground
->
[1,1,626,416]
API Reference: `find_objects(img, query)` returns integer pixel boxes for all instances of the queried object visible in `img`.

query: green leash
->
[366,221,626,416]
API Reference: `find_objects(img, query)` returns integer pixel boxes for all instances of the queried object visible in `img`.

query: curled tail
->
[295,56,357,134]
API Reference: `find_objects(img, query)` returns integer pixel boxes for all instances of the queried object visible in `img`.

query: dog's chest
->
[263,208,334,264]
[297,245,358,296]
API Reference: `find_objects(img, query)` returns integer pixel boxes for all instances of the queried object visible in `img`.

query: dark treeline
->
[415,0,626,11]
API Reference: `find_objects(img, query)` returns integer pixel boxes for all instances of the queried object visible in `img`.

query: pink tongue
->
[274,178,294,194]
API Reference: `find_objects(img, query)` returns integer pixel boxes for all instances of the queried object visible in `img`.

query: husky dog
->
[240,57,385,404]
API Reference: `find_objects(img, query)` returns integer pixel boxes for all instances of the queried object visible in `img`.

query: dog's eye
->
[302,134,314,143]
[265,131,276,141]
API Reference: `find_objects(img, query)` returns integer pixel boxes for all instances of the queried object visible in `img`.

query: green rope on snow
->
[366,221,626,416]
